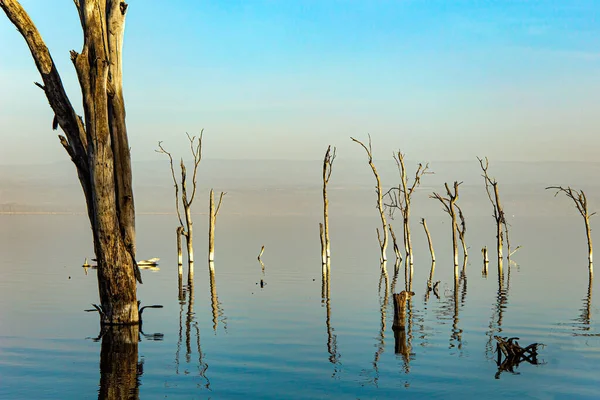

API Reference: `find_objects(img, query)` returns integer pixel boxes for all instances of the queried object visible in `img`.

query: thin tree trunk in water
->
[389,224,402,265]
[209,190,215,263]
[322,146,335,261]
[177,226,183,272]
[208,189,225,264]
[431,182,461,279]
[421,218,435,263]
[320,223,327,266]
[586,218,594,276]
[351,136,388,263]
[1,0,140,324]
[546,186,595,276]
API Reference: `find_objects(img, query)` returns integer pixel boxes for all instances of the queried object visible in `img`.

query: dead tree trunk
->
[351,135,388,263]
[385,153,431,274]
[157,133,203,277]
[1,0,141,324]
[478,157,510,274]
[421,218,435,263]
[455,203,468,269]
[319,223,327,268]
[392,290,414,365]
[177,226,184,272]
[208,189,225,264]
[431,182,462,277]
[546,186,595,275]
[389,224,402,265]
[321,145,336,264]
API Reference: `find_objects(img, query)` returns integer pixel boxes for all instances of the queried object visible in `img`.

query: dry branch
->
[384,152,432,270]
[430,181,462,275]
[351,135,388,263]
[546,186,595,274]
[157,132,204,275]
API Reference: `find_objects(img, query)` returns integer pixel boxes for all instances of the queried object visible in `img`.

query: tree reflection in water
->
[174,270,210,389]
[573,272,598,337]
[321,260,341,377]
[97,324,142,400]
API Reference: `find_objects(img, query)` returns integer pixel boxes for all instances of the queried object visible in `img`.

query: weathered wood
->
[208,189,225,263]
[431,181,462,276]
[321,145,336,263]
[494,336,544,378]
[385,153,431,273]
[478,157,513,276]
[157,133,204,276]
[1,0,141,324]
[319,223,326,264]
[392,290,414,367]
[546,186,595,276]
[392,290,414,329]
[389,224,402,265]
[351,135,388,263]
[421,218,435,263]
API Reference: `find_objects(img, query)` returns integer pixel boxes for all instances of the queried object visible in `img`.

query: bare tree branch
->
[156,142,184,228]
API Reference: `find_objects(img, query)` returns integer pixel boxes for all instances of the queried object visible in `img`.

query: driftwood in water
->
[351,135,388,263]
[385,152,431,270]
[157,132,203,277]
[431,181,463,276]
[494,336,544,379]
[208,189,225,263]
[2,0,140,325]
[546,186,595,275]
[321,145,336,264]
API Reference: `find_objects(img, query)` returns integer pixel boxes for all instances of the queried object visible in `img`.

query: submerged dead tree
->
[546,186,595,275]
[385,152,431,270]
[320,145,336,265]
[351,135,388,264]
[478,157,510,272]
[1,0,143,324]
[431,182,463,276]
[157,132,203,277]
[208,189,225,265]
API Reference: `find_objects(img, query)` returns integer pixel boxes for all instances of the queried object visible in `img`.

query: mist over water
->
[0,160,599,398]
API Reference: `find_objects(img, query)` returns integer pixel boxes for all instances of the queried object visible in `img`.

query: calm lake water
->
[1,185,599,399]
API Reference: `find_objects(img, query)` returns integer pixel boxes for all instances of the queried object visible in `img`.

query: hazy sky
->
[0,1,598,165]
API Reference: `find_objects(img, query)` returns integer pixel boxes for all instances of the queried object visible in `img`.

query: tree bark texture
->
[1,0,140,324]
[321,145,335,263]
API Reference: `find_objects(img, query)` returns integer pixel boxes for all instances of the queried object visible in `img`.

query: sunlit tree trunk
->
[1,0,140,324]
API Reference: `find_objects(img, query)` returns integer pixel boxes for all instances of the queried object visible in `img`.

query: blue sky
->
[0,0,599,164]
